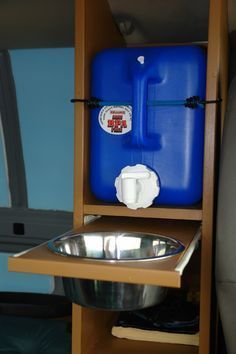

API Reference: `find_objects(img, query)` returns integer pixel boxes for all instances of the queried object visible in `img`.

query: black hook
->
[184,96,222,109]
[70,97,101,109]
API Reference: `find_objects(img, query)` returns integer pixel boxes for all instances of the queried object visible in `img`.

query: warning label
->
[98,106,132,135]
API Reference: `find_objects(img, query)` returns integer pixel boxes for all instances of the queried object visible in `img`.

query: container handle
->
[131,57,161,149]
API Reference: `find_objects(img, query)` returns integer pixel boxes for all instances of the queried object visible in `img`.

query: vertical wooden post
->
[200,0,228,353]
[73,1,124,353]
[73,0,86,229]
[73,0,125,229]
[72,304,82,354]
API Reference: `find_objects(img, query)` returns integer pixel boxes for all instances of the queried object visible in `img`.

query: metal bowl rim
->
[47,231,185,262]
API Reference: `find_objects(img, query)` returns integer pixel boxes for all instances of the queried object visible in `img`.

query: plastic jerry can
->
[89,46,206,208]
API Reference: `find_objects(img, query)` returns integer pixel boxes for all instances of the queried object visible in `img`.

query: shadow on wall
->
[229,31,236,83]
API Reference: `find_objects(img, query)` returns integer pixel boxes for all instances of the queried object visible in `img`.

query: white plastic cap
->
[137,55,145,64]
[114,164,160,210]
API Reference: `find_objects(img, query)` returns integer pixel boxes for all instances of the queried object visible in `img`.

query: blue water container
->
[90,46,206,206]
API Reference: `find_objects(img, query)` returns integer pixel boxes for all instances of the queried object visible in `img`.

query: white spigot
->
[115,164,160,210]
[121,171,150,204]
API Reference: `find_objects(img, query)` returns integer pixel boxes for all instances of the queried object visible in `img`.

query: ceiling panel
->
[108,0,210,44]
[0,0,233,49]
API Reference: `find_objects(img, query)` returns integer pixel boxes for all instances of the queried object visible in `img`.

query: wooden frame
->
[200,0,228,353]
[8,0,228,353]
[72,0,228,353]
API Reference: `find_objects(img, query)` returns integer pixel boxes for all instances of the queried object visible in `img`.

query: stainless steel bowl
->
[48,231,185,311]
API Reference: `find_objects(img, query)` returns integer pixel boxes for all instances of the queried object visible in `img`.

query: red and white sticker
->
[98,106,132,135]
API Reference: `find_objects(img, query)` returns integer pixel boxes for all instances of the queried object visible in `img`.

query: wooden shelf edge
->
[8,248,181,288]
[8,218,200,289]
[95,336,199,354]
[84,204,203,221]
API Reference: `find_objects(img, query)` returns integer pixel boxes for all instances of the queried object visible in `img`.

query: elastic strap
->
[71,96,222,109]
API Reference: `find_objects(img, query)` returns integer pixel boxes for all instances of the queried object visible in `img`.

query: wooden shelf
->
[84,203,203,221]
[95,336,198,354]
[9,217,200,288]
